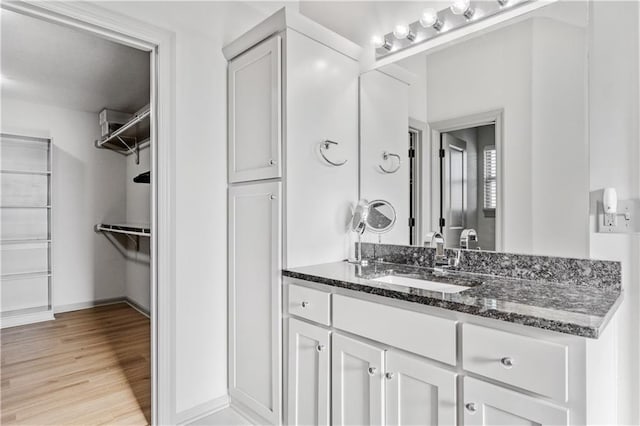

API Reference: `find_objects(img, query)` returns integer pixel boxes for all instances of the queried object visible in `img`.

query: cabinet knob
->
[316,344,325,352]
[500,357,514,368]
[269,159,277,166]
[465,403,477,413]
[385,372,394,380]
[269,194,277,200]
[301,301,309,308]
[367,366,377,376]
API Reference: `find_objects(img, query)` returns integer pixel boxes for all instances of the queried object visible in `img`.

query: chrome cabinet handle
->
[316,344,325,352]
[269,194,277,200]
[301,301,309,308]
[367,366,377,376]
[500,357,514,368]
[269,159,277,166]
[385,372,394,380]
[465,403,477,413]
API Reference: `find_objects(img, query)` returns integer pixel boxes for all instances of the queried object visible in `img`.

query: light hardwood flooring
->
[1,303,150,425]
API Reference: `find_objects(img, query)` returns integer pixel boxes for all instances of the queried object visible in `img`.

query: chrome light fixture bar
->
[372,0,530,59]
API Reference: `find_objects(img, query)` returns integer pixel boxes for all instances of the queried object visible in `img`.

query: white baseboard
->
[175,394,230,425]
[229,398,271,425]
[54,297,126,314]
[54,297,150,317]
[0,310,54,329]
[124,297,150,318]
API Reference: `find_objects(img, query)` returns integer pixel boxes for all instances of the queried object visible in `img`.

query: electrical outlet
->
[604,213,617,227]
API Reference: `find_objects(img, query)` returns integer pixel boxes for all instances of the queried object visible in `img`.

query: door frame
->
[1,2,176,424]
[409,118,428,246]
[429,110,504,251]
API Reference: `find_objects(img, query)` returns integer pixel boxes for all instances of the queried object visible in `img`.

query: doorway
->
[439,125,496,251]
[0,4,166,424]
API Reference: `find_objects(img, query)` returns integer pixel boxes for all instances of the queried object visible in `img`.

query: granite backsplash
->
[359,242,621,291]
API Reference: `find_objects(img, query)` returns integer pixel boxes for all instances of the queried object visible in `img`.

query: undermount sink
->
[372,274,469,294]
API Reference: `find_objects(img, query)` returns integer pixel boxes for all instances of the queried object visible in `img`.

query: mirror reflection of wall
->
[359,1,589,258]
[359,70,409,245]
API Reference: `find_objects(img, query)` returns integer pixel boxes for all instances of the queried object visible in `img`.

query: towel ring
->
[378,151,401,174]
[319,140,348,167]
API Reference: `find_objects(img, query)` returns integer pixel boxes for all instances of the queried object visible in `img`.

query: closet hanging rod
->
[95,224,151,237]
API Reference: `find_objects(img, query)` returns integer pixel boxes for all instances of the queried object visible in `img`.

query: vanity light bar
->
[372,0,530,59]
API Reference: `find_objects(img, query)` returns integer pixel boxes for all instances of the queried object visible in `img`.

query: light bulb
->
[371,35,392,51]
[393,24,410,39]
[419,8,444,31]
[393,24,416,42]
[450,0,474,19]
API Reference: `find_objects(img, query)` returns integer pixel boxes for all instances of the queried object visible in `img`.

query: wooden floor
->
[1,303,150,425]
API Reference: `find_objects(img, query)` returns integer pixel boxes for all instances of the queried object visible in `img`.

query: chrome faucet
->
[425,232,447,264]
[460,229,478,250]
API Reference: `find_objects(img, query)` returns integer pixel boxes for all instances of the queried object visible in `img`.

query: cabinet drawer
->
[462,323,568,402]
[287,284,331,326]
[333,294,457,366]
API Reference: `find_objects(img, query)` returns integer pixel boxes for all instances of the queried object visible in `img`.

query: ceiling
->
[1,9,150,113]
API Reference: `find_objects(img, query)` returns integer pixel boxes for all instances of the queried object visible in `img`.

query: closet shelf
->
[0,205,51,209]
[95,223,151,237]
[95,106,150,164]
[1,270,51,281]
[0,238,51,245]
[1,169,51,176]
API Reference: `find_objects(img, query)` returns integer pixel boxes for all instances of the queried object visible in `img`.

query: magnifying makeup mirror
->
[365,199,397,234]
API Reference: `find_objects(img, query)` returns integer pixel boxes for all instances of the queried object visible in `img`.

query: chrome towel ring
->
[319,139,348,167]
[378,151,401,174]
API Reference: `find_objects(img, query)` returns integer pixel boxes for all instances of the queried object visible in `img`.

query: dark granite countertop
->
[282,261,623,338]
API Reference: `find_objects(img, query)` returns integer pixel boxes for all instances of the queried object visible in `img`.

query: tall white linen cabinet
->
[224,8,360,425]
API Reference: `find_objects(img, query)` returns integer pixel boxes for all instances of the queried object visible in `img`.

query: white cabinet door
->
[228,35,281,183]
[463,377,569,426]
[332,333,385,426]
[287,318,330,426]
[229,181,282,424]
[385,350,457,426]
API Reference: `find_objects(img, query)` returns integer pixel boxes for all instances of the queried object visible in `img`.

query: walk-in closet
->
[1,8,153,424]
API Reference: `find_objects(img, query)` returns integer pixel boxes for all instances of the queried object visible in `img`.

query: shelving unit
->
[95,106,150,164]
[1,133,54,327]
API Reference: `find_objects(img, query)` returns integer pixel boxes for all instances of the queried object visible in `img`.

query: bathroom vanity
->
[283,244,622,426]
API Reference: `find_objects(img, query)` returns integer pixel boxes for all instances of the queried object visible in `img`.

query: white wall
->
[94,1,289,419]
[285,29,359,268]
[360,70,410,245]
[588,2,639,424]
[1,98,127,308]
[531,17,589,258]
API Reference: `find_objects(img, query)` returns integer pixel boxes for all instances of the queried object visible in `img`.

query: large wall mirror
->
[359,1,589,258]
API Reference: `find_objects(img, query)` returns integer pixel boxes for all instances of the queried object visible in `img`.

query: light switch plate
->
[598,199,637,233]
